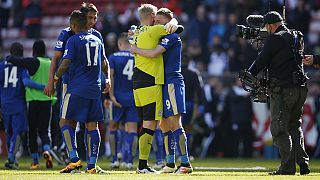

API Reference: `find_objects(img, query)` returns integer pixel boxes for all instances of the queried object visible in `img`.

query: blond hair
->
[157,8,173,20]
[138,4,157,19]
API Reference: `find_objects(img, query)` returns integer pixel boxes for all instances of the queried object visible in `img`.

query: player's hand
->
[130,44,138,54]
[44,80,55,96]
[164,22,178,34]
[110,95,122,108]
[128,29,134,37]
[302,55,314,66]
[103,79,111,94]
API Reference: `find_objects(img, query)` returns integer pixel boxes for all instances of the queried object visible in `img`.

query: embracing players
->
[55,10,110,174]
[131,8,192,174]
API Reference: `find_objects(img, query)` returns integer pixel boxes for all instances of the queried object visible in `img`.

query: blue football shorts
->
[60,93,103,123]
[109,105,140,123]
[162,81,186,118]
[2,110,28,134]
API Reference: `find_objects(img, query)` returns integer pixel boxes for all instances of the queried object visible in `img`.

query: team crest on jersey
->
[158,110,163,117]
[55,41,63,48]
[161,38,170,45]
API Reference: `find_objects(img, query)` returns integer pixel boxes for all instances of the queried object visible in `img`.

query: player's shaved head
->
[138,4,157,19]
[156,8,173,20]
[70,10,87,30]
[118,32,129,44]
[10,42,23,57]
[117,32,130,50]
[80,2,98,13]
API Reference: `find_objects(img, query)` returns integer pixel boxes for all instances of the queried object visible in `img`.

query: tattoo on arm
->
[56,59,71,78]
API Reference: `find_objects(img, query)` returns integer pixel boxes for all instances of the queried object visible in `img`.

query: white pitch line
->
[195,166,267,171]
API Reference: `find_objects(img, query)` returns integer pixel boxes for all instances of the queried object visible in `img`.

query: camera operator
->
[248,11,310,175]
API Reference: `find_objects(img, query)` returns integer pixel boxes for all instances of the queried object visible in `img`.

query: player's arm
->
[55,58,71,79]
[46,51,63,86]
[7,56,39,75]
[164,18,184,34]
[109,68,121,107]
[101,59,111,94]
[107,55,119,106]
[45,29,68,96]
[21,69,45,90]
[55,38,74,81]
[130,45,165,58]
[23,78,45,90]
[149,20,183,38]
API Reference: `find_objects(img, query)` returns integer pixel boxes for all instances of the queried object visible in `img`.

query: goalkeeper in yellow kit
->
[132,4,181,174]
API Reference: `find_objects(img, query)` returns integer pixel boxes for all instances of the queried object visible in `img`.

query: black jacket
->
[249,25,303,87]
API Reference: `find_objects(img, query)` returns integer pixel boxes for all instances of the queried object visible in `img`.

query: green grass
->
[1,157,320,179]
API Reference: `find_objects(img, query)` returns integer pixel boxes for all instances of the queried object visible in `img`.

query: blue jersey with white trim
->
[159,33,183,83]
[109,50,135,107]
[0,60,28,113]
[55,27,74,84]
[55,27,106,84]
[55,27,74,52]
[63,32,104,99]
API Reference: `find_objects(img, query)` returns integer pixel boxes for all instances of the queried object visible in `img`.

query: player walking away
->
[0,42,45,169]
[108,32,140,169]
[56,10,110,174]
[7,40,56,169]
[131,4,180,174]
[130,8,193,174]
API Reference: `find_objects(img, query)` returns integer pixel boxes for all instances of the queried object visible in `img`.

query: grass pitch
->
[1,157,320,179]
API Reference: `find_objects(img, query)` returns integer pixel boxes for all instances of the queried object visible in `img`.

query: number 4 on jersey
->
[122,59,134,80]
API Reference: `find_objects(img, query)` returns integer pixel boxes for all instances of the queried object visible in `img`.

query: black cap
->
[263,11,283,25]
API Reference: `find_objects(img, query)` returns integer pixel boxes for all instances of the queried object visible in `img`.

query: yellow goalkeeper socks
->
[138,128,155,163]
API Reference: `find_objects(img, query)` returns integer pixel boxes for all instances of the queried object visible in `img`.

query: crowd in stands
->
[1,0,320,160]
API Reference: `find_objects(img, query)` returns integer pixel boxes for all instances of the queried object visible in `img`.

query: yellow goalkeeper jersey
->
[133,25,168,85]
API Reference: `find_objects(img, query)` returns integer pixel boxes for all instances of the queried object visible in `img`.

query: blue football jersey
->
[159,34,184,83]
[55,27,106,84]
[63,32,104,99]
[55,27,74,84]
[109,50,135,107]
[88,28,107,61]
[55,27,75,52]
[0,60,27,113]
